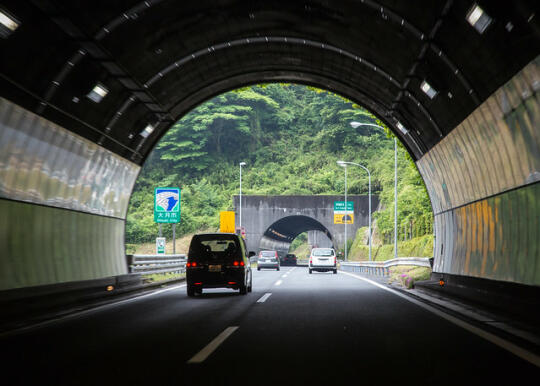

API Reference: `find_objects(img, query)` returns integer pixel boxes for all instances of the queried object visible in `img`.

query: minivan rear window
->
[261,251,276,257]
[312,248,334,256]
[188,235,241,261]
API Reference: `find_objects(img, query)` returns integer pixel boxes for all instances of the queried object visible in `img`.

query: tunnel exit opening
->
[259,215,334,260]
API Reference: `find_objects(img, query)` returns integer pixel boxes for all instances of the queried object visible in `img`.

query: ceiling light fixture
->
[87,83,109,103]
[140,124,155,138]
[396,121,408,135]
[420,80,438,99]
[466,4,492,34]
[0,9,20,38]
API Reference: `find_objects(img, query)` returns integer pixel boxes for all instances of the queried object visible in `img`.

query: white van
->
[309,248,337,274]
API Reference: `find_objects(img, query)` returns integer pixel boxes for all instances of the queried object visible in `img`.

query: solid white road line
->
[0,283,187,338]
[275,280,283,286]
[187,326,239,364]
[340,270,540,368]
[257,293,272,303]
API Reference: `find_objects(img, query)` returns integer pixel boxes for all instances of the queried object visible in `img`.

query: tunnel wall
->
[0,98,139,290]
[417,57,539,286]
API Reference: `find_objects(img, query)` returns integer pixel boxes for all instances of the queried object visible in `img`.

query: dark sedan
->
[281,253,297,266]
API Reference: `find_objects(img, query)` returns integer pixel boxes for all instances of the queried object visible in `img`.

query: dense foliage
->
[126,84,432,245]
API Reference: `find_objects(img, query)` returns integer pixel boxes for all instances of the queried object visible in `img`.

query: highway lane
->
[1,267,538,385]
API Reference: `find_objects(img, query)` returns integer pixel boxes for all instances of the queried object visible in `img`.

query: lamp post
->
[239,162,246,230]
[337,161,372,261]
[350,121,398,259]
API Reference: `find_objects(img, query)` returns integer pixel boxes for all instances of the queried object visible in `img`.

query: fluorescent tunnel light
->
[87,83,109,103]
[140,124,155,138]
[421,80,438,99]
[396,121,408,135]
[467,4,492,34]
[0,9,20,38]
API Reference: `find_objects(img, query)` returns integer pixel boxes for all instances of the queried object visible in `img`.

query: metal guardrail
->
[340,257,432,277]
[127,254,187,275]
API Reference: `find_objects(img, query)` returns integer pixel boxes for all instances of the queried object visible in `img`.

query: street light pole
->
[350,121,400,259]
[394,138,398,259]
[239,162,246,230]
[337,160,371,261]
[344,164,348,261]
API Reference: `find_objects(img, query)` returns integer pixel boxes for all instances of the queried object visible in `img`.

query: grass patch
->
[348,234,434,261]
[387,265,431,289]
[143,272,186,283]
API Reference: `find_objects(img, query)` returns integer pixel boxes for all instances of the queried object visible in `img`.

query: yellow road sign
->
[334,213,354,224]
[220,211,236,233]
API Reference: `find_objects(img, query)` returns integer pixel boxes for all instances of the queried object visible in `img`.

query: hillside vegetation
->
[126,84,433,249]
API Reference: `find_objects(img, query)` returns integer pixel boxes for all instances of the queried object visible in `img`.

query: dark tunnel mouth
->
[262,215,333,245]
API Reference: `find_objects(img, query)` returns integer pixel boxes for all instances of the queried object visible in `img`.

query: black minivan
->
[186,233,254,296]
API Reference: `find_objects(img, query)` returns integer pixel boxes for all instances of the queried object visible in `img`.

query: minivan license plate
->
[208,264,221,272]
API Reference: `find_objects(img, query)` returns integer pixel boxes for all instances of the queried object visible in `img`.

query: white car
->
[309,248,337,274]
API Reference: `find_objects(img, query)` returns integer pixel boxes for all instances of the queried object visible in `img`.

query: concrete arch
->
[258,215,334,258]
[235,195,376,259]
[0,1,538,292]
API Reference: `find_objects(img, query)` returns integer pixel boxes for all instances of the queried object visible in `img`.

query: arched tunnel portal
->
[0,1,538,294]
[259,216,333,259]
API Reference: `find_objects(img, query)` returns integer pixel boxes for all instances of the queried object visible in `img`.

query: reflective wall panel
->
[0,199,127,290]
[433,183,539,285]
[0,98,140,218]
[0,98,139,290]
[418,57,540,285]
[417,57,539,214]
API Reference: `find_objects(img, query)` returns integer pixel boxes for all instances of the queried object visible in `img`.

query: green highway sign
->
[154,187,181,223]
[333,201,354,212]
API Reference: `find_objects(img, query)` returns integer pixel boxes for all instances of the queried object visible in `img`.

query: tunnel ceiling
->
[264,215,332,243]
[1,0,538,164]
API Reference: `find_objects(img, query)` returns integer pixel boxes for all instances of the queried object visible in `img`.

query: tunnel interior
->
[0,1,538,291]
[260,216,333,257]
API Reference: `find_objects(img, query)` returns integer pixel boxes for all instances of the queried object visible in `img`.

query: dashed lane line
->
[257,293,272,303]
[275,280,283,286]
[187,326,239,364]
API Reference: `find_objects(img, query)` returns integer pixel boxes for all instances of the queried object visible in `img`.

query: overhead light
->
[87,83,109,103]
[337,160,347,167]
[0,9,20,38]
[239,162,246,166]
[140,124,154,138]
[420,80,437,99]
[396,121,408,135]
[466,4,492,34]
[350,121,362,129]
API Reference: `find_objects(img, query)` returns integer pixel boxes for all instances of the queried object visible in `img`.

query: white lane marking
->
[0,283,187,338]
[340,271,540,368]
[275,280,283,286]
[257,293,272,303]
[187,326,239,364]
[282,274,288,278]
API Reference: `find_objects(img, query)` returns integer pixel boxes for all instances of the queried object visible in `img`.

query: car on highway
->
[186,233,255,296]
[281,253,297,266]
[309,248,337,274]
[257,250,280,271]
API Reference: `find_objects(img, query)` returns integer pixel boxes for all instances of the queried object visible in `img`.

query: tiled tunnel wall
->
[417,57,539,286]
[0,98,139,290]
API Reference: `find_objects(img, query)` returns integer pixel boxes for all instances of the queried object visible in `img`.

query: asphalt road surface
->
[1,267,538,385]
